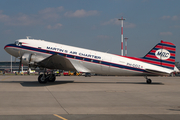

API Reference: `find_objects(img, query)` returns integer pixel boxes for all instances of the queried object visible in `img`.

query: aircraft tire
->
[146,79,152,84]
[38,74,47,84]
[47,74,56,82]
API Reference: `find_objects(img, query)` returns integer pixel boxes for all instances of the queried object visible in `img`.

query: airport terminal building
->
[0,61,28,72]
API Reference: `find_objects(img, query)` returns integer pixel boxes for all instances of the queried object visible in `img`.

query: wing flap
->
[68,59,91,73]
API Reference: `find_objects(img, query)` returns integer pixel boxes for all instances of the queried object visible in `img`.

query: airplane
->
[4,38,176,84]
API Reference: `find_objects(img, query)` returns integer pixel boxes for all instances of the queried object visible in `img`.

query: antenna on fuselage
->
[106,49,110,53]
[26,36,31,39]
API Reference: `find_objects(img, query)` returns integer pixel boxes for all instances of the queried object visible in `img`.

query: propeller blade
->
[18,57,22,73]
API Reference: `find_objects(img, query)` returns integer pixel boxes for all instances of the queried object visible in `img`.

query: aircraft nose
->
[4,44,11,53]
[4,44,20,58]
[4,45,8,49]
[4,44,9,51]
[4,44,15,56]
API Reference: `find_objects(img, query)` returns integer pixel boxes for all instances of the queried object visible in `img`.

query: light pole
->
[118,17,125,56]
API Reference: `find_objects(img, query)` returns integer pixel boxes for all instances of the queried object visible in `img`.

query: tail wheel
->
[147,79,152,84]
[85,73,91,77]
[38,74,47,83]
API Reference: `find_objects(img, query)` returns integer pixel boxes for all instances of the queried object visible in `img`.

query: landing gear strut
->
[145,76,152,84]
[46,72,56,82]
[38,69,56,84]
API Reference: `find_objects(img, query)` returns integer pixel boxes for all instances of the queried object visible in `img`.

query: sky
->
[0,0,180,62]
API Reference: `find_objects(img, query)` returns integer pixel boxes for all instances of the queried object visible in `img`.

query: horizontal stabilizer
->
[145,69,170,76]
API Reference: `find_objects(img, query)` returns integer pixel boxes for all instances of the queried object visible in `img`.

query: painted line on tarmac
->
[53,114,68,120]
[1,76,13,81]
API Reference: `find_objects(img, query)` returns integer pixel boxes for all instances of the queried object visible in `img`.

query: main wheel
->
[38,74,47,83]
[146,79,152,84]
[47,74,56,82]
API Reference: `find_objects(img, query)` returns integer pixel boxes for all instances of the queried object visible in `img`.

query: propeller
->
[18,50,22,74]
[18,57,22,73]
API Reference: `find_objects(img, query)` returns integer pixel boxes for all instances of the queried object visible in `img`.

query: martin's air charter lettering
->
[47,46,68,53]
[47,46,101,59]
[79,53,101,59]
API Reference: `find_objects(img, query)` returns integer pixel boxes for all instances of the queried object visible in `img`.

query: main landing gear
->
[145,76,152,84]
[38,69,56,83]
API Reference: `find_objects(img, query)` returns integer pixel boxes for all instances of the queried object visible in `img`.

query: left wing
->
[38,54,76,71]
[37,54,91,72]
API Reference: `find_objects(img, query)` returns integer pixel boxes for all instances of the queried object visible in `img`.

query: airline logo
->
[155,49,170,60]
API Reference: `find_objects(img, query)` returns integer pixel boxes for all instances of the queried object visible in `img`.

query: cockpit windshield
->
[15,41,22,46]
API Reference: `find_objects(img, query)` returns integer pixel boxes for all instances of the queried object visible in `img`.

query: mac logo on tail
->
[155,49,170,60]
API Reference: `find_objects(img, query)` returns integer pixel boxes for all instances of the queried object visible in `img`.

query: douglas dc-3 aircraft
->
[4,38,176,84]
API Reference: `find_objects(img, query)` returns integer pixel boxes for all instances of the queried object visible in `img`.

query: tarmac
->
[0,75,180,120]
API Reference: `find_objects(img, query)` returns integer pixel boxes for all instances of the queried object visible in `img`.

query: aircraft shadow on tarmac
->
[74,81,164,85]
[22,81,164,87]
[0,80,164,87]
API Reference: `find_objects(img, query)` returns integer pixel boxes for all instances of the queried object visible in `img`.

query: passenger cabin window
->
[38,47,41,49]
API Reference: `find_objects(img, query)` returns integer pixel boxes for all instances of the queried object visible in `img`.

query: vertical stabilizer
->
[144,40,176,70]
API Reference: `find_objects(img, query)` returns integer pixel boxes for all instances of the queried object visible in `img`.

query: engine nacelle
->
[21,53,45,67]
